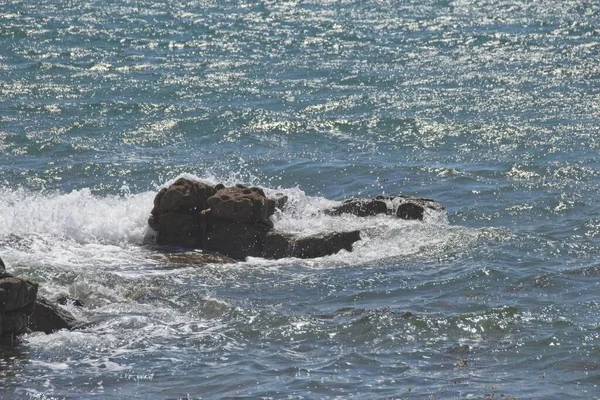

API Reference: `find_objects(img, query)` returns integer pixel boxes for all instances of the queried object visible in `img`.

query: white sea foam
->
[0,179,487,273]
[0,187,154,245]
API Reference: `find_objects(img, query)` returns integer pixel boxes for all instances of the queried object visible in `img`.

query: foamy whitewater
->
[1,0,600,398]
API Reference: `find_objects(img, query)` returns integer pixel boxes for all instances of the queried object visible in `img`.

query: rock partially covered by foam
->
[28,296,79,334]
[394,196,444,220]
[327,198,388,217]
[148,178,362,260]
[0,257,79,345]
[326,195,445,221]
[0,274,38,339]
[148,178,446,260]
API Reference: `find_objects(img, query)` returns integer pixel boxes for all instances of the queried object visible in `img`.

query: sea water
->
[1,0,599,398]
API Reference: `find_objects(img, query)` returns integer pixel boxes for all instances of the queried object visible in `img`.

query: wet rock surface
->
[326,195,445,221]
[149,178,445,260]
[0,257,79,345]
[263,231,361,259]
[28,296,79,334]
[327,198,388,217]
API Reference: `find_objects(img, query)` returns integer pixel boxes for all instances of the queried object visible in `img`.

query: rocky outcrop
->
[148,178,446,260]
[150,179,362,260]
[0,256,79,345]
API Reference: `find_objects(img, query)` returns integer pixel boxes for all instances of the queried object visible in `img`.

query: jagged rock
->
[204,220,270,260]
[263,230,361,259]
[327,198,388,217]
[395,197,444,220]
[158,178,216,213]
[28,297,78,334]
[0,277,38,313]
[0,256,5,272]
[207,186,276,227]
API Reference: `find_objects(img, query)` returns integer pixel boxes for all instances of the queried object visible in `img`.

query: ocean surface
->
[1,0,599,398]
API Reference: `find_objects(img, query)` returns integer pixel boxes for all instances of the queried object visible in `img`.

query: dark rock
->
[147,214,160,231]
[156,211,204,247]
[0,271,12,279]
[56,296,85,308]
[28,297,78,334]
[263,232,296,259]
[0,277,38,313]
[263,230,361,259]
[294,230,361,259]
[204,220,270,260]
[395,197,444,220]
[327,198,388,217]
[0,334,20,346]
[273,194,289,210]
[207,186,276,227]
[158,178,216,213]
[1,312,29,335]
[0,256,5,272]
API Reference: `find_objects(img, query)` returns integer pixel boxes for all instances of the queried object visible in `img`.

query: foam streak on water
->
[1,0,600,398]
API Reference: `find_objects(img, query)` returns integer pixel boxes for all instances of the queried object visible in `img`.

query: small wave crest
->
[0,186,155,245]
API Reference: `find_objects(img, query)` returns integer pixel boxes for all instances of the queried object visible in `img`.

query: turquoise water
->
[1,0,599,398]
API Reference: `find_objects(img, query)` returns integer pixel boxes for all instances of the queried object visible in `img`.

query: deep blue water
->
[1,0,600,398]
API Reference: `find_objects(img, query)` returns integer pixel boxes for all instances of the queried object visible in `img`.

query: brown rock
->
[156,211,204,247]
[263,232,296,259]
[204,220,270,260]
[263,230,361,259]
[207,186,276,227]
[327,198,388,217]
[0,277,38,313]
[395,197,444,220]
[294,231,361,259]
[1,312,29,335]
[158,178,216,213]
[28,297,78,334]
